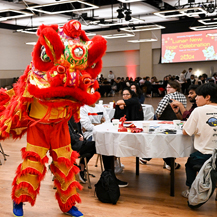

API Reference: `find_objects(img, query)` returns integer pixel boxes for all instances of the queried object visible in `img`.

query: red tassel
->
[50,164,79,181]
[21,148,49,164]
[55,192,81,212]
[54,180,83,195]
[12,195,35,206]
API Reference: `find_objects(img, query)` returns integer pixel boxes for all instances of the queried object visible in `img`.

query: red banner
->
[162,30,217,63]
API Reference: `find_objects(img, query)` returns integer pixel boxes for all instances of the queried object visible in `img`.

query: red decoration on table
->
[119,115,127,127]
[118,115,127,132]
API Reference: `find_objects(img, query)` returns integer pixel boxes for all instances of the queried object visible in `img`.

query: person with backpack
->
[182,83,217,198]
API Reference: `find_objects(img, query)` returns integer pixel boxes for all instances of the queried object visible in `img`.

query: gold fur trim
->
[55,175,76,191]
[22,159,44,174]
[57,188,77,204]
[16,174,39,191]
[14,188,36,200]
[52,144,72,159]
[26,143,48,159]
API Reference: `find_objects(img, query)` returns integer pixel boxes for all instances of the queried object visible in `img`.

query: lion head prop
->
[0,20,107,139]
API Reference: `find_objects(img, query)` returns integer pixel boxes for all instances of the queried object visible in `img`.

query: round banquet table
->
[93,120,195,196]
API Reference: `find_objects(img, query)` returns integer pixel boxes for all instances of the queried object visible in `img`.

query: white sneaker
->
[120,163,125,168]
[139,158,147,165]
[165,163,181,171]
[114,166,123,174]
[181,189,190,198]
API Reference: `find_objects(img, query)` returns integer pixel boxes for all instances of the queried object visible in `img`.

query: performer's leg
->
[12,124,49,216]
[49,121,83,216]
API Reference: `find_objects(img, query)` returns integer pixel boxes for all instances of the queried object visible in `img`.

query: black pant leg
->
[102,155,114,170]
[79,141,96,164]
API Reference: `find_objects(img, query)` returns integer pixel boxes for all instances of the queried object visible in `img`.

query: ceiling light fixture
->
[128,39,158,43]
[91,18,145,27]
[190,25,217,31]
[117,0,143,2]
[26,0,99,15]
[154,7,207,18]
[120,24,165,32]
[0,10,33,21]
[102,33,134,39]
[198,18,217,25]
[16,27,37,34]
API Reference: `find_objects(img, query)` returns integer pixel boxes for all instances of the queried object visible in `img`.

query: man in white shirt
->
[80,103,110,141]
[108,70,115,82]
[182,83,217,198]
[185,68,192,80]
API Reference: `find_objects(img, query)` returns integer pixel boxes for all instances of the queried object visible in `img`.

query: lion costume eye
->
[40,46,51,62]
[74,47,84,58]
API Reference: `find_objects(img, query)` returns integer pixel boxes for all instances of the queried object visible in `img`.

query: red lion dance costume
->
[0,20,106,217]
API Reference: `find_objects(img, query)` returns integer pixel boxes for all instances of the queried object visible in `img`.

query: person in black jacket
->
[114,88,144,121]
[68,120,96,183]
[68,118,129,187]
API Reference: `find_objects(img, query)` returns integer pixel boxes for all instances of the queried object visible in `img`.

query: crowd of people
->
[71,69,217,204]
[97,69,217,99]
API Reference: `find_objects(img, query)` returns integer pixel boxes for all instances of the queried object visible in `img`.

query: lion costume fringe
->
[0,20,106,213]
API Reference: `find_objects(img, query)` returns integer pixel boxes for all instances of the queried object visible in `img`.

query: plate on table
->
[124,121,132,124]
[158,121,173,124]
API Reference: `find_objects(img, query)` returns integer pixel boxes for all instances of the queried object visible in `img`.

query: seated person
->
[182,83,217,198]
[80,103,110,141]
[114,88,144,121]
[140,80,187,169]
[69,118,128,187]
[130,83,145,104]
[155,80,187,120]
[170,85,198,121]
[69,119,96,183]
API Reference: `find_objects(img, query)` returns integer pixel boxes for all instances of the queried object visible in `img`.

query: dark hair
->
[122,88,137,98]
[188,84,198,92]
[189,68,192,70]
[196,83,217,103]
[168,80,180,92]
[130,83,143,97]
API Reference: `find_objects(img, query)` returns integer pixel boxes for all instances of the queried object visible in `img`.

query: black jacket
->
[114,97,144,121]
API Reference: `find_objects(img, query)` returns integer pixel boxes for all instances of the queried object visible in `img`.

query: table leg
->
[111,156,114,172]
[136,157,139,175]
[170,158,175,197]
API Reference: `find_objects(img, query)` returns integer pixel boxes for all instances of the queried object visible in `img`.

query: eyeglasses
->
[166,86,172,89]
[123,94,130,96]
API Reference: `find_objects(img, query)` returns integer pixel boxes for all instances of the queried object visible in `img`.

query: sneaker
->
[120,163,125,169]
[139,158,147,165]
[64,206,83,217]
[116,178,128,188]
[165,163,181,171]
[114,166,123,174]
[181,189,190,198]
[13,201,23,217]
[114,158,125,169]
[78,171,87,184]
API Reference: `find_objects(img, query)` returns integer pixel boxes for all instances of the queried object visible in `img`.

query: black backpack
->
[95,170,120,204]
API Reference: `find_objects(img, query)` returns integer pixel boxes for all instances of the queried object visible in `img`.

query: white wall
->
[0,29,37,78]
[0,27,216,83]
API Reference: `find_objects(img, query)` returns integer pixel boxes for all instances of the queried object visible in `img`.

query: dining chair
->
[0,142,8,165]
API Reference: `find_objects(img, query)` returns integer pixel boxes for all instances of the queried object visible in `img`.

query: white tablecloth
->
[93,121,194,158]
[104,104,154,120]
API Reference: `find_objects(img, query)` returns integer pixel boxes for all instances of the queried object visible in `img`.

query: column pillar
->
[139,31,153,78]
